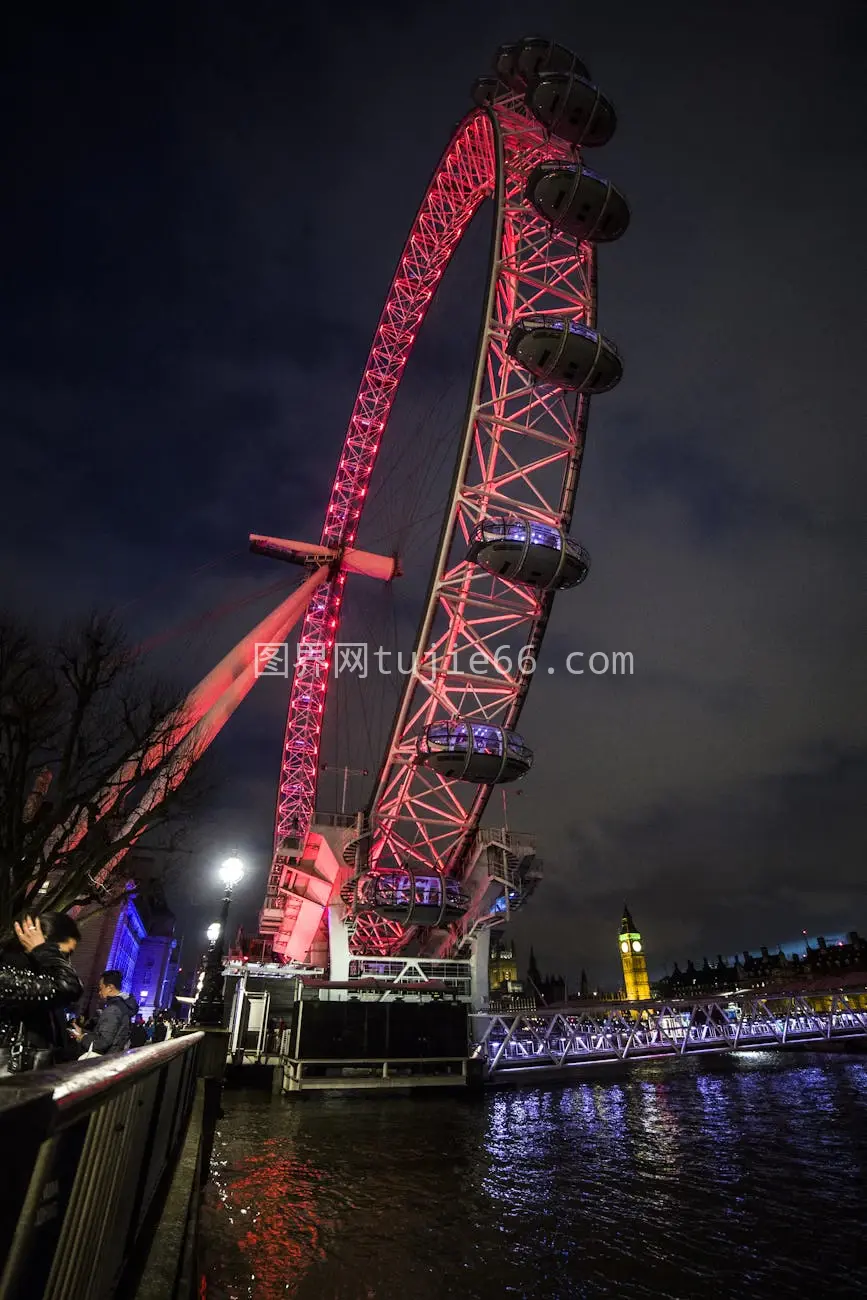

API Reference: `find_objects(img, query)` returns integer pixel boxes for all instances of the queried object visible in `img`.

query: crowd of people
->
[129,1009,186,1047]
[0,910,187,1077]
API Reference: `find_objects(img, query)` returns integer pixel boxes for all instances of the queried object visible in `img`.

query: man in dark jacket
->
[85,971,138,1055]
[0,913,83,1072]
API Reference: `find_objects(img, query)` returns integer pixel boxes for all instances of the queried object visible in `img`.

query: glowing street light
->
[193,855,246,1027]
[219,857,244,889]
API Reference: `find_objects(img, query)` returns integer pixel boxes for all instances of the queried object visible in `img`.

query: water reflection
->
[201,1054,867,1299]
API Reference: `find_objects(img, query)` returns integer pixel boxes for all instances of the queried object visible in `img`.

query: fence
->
[471,988,867,1079]
[0,1031,211,1300]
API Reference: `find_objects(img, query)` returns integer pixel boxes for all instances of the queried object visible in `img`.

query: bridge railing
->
[470,988,867,1078]
[0,1031,207,1300]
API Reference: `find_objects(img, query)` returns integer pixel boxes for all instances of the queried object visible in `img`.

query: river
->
[199,1051,867,1299]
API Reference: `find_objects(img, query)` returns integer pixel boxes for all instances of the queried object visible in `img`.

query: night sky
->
[3,3,866,986]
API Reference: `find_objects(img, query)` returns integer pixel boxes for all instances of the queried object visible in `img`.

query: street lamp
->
[193,857,245,1027]
[220,857,244,889]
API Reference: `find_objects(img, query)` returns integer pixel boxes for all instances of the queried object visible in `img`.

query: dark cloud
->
[515,749,867,984]
[3,2,865,981]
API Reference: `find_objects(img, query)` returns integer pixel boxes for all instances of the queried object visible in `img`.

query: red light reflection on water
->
[204,1137,326,1299]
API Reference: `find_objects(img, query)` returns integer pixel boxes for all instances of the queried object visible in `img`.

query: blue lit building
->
[131,923,179,1014]
[105,887,147,993]
[75,860,180,1014]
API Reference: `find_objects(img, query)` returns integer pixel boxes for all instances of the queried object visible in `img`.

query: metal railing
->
[314,811,357,828]
[0,1032,204,1300]
[281,1053,469,1091]
[471,988,867,1079]
[474,827,535,852]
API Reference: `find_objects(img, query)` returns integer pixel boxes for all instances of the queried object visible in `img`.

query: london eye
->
[252,36,630,970]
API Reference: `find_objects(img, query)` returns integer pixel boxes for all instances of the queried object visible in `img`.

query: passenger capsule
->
[493,43,521,91]
[418,721,533,784]
[526,72,617,147]
[515,38,591,87]
[471,76,500,107]
[507,317,622,393]
[494,37,590,94]
[467,517,590,589]
[351,869,468,927]
[526,162,630,243]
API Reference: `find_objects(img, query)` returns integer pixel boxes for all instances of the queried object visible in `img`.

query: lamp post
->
[193,857,245,1027]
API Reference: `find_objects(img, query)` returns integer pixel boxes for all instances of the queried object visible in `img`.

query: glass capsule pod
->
[418,720,533,784]
[525,71,617,148]
[467,517,590,589]
[525,162,630,244]
[471,75,500,107]
[507,317,622,393]
[352,869,469,928]
[494,37,591,94]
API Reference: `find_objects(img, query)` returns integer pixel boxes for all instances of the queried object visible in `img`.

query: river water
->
[200,1052,867,1299]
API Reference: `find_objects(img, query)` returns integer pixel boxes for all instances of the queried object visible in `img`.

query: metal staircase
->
[438,827,543,957]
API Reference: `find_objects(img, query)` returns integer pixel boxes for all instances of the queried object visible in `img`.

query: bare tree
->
[0,612,209,933]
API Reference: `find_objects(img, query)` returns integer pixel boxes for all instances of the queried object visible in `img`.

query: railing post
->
[680,1006,696,1055]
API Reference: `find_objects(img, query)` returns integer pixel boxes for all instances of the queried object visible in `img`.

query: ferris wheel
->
[257,36,630,967]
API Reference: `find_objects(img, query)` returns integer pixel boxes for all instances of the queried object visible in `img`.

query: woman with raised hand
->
[0,912,83,1074]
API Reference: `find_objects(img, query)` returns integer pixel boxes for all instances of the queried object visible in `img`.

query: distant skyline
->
[3,2,866,984]
[518,923,860,991]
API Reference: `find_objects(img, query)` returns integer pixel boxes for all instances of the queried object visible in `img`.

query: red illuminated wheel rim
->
[270,79,614,960]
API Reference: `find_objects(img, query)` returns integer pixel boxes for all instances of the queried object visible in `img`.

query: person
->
[129,1015,148,1049]
[0,912,83,1073]
[59,1012,88,1062]
[78,971,137,1055]
[152,1010,169,1043]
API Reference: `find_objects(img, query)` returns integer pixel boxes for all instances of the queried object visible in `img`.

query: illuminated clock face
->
[620,941,629,954]
[632,941,642,953]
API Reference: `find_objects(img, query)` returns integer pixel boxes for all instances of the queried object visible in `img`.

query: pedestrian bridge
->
[471,987,867,1081]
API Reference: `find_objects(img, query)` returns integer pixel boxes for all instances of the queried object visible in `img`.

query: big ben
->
[619,904,650,1001]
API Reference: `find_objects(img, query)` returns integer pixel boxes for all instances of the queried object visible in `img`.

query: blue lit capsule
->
[418,721,533,784]
[507,317,622,392]
[467,517,590,589]
[349,869,469,927]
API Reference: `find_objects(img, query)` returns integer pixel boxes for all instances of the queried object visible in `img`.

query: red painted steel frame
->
[267,110,497,956]
[269,91,600,961]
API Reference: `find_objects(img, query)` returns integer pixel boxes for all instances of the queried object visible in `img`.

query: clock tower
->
[619,904,650,1001]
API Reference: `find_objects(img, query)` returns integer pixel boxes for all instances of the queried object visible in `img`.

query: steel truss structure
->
[46,39,629,981]
[364,105,591,956]
[344,957,473,1000]
[268,55,621,962]
[472,989,867,1080]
